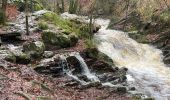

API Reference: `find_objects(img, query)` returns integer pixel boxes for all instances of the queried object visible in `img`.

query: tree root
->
[32,81,54,94]
[36,96,52,100]
[14,91,32,100]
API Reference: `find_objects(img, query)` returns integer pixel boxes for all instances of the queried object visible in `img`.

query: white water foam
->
[94,19,170,100]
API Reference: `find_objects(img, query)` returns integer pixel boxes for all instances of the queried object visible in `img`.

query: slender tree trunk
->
[123,0,129,30]
[25,0,29,35]
[56,1,60,14]
[61,0,65,13]
[54,0,56,12]
[2,0,7,12]
[89,14,93,35]
[2,0,7,23]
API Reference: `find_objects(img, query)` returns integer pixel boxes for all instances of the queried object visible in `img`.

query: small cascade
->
[59,54,86,85]
[73,53,100,82]
[59,52,99,85]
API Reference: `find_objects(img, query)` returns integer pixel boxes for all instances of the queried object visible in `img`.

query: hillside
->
[0,0,170,100]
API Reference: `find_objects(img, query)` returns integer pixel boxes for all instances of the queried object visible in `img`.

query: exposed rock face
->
[42,30,78,48]
[35,54,64,76]
[23,41,45,58]
[67,56,82,74]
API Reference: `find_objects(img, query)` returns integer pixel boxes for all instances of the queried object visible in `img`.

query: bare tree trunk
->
[2,0,7,23]
[2,0,7,12]
[123,0,129,30]
[54,0,56,12]
[25,0,29,35]
[89,14,93,35]
[61,0,65,13]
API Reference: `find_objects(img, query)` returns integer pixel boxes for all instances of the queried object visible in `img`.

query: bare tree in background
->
[2,0,7,23]
[25,0,29,35]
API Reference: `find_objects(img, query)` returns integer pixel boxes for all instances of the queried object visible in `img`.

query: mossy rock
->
[42,30,78,48]
[58,34,70,48]
[5,54,16,63]
[23,41,45,58]
[12,50,31,64]
[0,50,16,62]
[40,12,94,39]
[82,48,114,66]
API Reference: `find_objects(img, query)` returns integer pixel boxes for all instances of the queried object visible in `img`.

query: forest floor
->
[0,60,131,100]
[0,32,132,100]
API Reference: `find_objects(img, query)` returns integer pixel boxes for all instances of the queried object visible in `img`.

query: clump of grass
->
[84,38,95,49]
[38,21,48,30]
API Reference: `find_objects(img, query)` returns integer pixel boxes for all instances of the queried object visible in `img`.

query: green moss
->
[5,53,16,63]
[159,10,170,25]
[34,3,43,11]
[152,9,170,28]
[132,96,142,100]
[42,30,78,48]
[41,12,90,39]
[23,41,45,58]
[38,21,48,30]
[42,31,56,44]
[144,98,155,100]
[84,38,95,49]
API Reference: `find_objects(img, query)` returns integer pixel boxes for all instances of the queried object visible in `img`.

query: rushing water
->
[94,19,170,100]
[60,52,99,85]
[74,53,100,82]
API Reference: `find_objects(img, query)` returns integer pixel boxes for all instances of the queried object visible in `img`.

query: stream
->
[94,18,170,100]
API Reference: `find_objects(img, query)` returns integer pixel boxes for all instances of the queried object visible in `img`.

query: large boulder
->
[69,18,101,34]
[42,30,78,48]
[0,45,31,64]
[23,41,45,58]
[35,55,64,76]
[0,50,16,62]
[61,12,101,34]
[81,48,114,66]
[80,48,116,74]
[12,50,31,64]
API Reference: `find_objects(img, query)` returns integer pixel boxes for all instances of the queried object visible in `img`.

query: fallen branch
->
[36,96,52,100]
[0,73,15,81]
[14,91,32,100]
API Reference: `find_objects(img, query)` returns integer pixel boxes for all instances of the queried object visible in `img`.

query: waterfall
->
[73,53,100,82]
[59,52,99,85]
[59,54,87,85]
[94,19,170,100]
